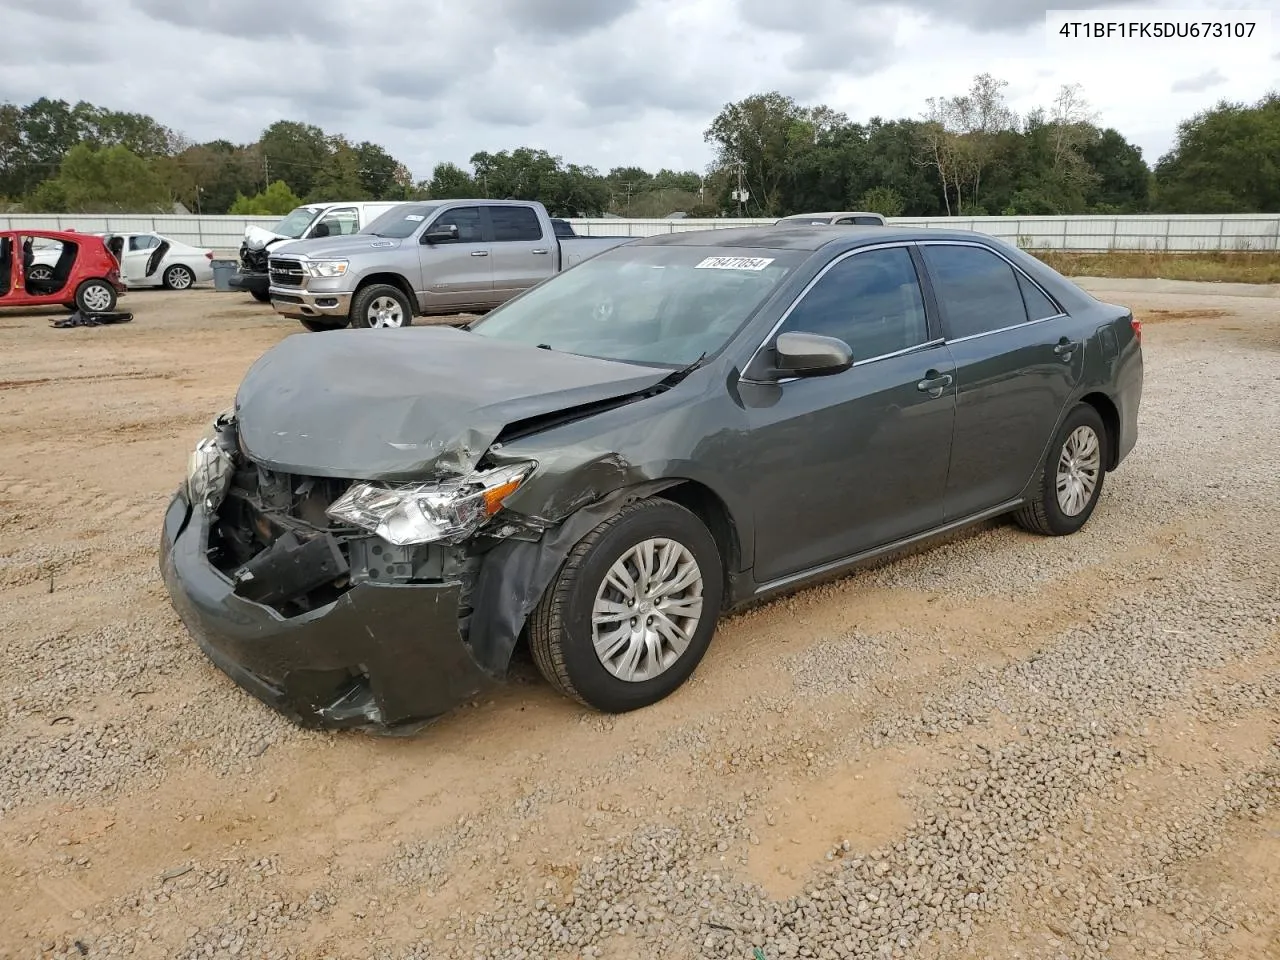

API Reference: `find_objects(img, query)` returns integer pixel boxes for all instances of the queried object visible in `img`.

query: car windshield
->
[270,206,322,239]
[362,204,440,239]
[468,244,800,366]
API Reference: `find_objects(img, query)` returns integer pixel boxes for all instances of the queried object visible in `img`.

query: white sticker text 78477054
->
[694,256,775,271]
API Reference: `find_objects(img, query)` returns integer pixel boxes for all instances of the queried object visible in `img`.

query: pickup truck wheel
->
[351,284,412,329]
[250,289,272,303]
[528,499,723,714]
[1015,402,1107,536]
[299,317,350,332]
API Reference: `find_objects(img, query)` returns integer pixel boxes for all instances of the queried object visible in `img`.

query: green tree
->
[259,120,329,197]
[28,143,169,212]
[307,137,368,201]
[1083,128,1150,211]
[1153,92,1280,213]
[857,186,905,217]
[424,161,477,199]
[229,180,303,215]
[704,92,844,216]
[356,141,411,199]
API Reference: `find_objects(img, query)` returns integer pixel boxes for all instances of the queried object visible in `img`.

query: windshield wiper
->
[656,351,708,390]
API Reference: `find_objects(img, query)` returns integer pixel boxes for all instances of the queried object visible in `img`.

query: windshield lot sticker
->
[695,256,775,271]
[404,214,425,221]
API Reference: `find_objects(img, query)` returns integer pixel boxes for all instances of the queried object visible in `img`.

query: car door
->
[416,205,493,312]
[486,204,557,301]
[741,244,958,584]
[120,234,160,285]
[917,241,1085,520]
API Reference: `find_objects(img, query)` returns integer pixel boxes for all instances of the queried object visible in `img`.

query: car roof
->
[1,228,103,242]
[778,211,883,220]
[635,225,997,251]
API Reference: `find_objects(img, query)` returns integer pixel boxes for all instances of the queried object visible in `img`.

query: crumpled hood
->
[244,224,293,251]
[267,235,404,260]
[234,326,672,480]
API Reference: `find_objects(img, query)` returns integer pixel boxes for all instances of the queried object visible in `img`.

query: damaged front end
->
[160,411,541,732]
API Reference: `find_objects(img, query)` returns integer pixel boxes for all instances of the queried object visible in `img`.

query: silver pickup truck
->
[267,200,633,331]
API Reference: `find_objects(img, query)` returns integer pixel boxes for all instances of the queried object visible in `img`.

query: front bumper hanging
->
[159,490,494,731]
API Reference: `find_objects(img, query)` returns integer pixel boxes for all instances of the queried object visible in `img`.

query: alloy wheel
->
[591,538,705,683]
[1056,424,1101,517]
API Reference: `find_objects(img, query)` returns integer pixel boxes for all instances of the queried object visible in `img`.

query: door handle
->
[1054,338,1080,359]
[531,248,549,255]
[470,250,489,257]
[916,371,954,398]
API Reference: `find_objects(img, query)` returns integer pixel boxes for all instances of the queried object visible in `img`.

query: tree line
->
[1,78,1276,219]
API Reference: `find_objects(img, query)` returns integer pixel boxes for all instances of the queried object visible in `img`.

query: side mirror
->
[422,223,459,244]
[773,331,853,377]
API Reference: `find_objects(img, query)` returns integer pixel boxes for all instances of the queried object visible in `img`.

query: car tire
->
[529,498,723,713]
[250,289,272,303]
[1015,402,1108,536]
[351,284,413,329]
[75,279,117,314]
[163,264,195,290]
[299,317,350,332]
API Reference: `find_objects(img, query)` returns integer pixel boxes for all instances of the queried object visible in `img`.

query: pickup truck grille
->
[268,259,306,287]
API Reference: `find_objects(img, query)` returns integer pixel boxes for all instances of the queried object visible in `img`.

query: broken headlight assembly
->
[186,409,236,511]
[325,462,536,546]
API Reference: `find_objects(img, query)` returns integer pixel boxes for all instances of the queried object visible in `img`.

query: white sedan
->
[30,232,215,290]
[106,232,215,290]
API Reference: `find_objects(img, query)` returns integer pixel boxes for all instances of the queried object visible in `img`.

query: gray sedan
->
[160,225,1143,731]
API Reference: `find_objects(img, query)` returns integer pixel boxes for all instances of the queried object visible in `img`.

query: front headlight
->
[186,409,236,510]
[325,462,536,546]
[306,259,348,278]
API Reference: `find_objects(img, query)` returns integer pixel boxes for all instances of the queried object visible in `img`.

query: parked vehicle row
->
[161,222,1143,733]
[264,200,634,331]
[229,201,403,302]
[29,232,214,291]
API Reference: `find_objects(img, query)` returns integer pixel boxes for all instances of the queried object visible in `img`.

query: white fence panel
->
[3,212,1279,253]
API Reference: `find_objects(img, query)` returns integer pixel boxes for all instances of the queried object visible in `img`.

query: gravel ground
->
[0,283,1277,959]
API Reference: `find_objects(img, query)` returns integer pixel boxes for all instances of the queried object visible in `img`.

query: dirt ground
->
[0,282,1277,959]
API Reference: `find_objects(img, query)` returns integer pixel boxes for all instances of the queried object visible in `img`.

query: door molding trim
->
[752,497,1023,597]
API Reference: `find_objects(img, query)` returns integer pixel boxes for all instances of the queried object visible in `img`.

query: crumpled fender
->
[466,479,681,676]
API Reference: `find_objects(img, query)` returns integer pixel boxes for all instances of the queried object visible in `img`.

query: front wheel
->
[299,317,350,332]
[163,264,194,290]
[1015,402,1108,536]
[529,499,723,713]
[75,279,117,314]
[250,289,272,303]
[350,284,413,329]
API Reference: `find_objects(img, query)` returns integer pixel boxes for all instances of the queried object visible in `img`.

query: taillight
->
[1130,316,1142,345]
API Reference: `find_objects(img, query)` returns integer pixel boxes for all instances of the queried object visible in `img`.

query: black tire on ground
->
[299,317,350,332]
[350,283,413,329]
[74,279,117,314]
[1015,402,1108,536]
[250,289,272,303]
[528,499,724,713]
[163,264,195,290]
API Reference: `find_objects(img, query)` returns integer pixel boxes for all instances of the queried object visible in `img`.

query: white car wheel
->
[164,265,194,290]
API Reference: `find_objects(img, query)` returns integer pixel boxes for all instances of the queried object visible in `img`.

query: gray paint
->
[162,223,1143,730]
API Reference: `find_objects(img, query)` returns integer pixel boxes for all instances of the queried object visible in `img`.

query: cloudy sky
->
[2,0,1277,180]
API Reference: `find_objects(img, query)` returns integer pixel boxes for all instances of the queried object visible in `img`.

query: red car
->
[0,229,126,313]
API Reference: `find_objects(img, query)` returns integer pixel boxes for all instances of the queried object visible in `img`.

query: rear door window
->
[920,244,1029,339]
[490,205,544,242]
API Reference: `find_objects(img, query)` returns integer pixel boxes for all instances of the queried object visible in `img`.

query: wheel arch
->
[353,273,416,312]
[654,479,744,589]
[1078,390,1121,470]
